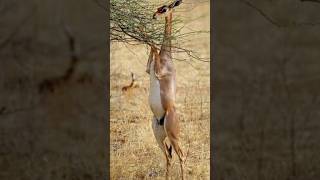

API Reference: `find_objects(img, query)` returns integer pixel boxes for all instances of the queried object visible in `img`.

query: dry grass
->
[110,1,210,179]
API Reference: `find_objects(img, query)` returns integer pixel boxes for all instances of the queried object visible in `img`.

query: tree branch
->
[110,0,209,62]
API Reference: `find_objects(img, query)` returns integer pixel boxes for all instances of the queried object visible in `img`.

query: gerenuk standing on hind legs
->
[145,0,185,179]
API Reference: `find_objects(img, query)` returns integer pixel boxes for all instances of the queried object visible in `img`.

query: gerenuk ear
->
[169,0,182,9]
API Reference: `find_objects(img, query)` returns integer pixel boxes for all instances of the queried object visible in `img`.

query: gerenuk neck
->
[160,13,172,57]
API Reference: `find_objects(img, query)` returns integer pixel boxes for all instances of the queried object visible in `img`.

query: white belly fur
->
[149,61,165,120]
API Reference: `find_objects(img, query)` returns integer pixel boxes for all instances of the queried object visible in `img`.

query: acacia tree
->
[110,0,209,62]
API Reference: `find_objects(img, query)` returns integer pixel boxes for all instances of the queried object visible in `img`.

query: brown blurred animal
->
[121,72,138,92]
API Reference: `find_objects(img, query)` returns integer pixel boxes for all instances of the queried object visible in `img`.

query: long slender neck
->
[160,12,172,56]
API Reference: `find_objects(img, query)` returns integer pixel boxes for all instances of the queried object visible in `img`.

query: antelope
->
[121,72,138,92]
[146,0,185,179]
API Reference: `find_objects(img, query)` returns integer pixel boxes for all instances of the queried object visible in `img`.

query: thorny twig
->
[110,0,209,62]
